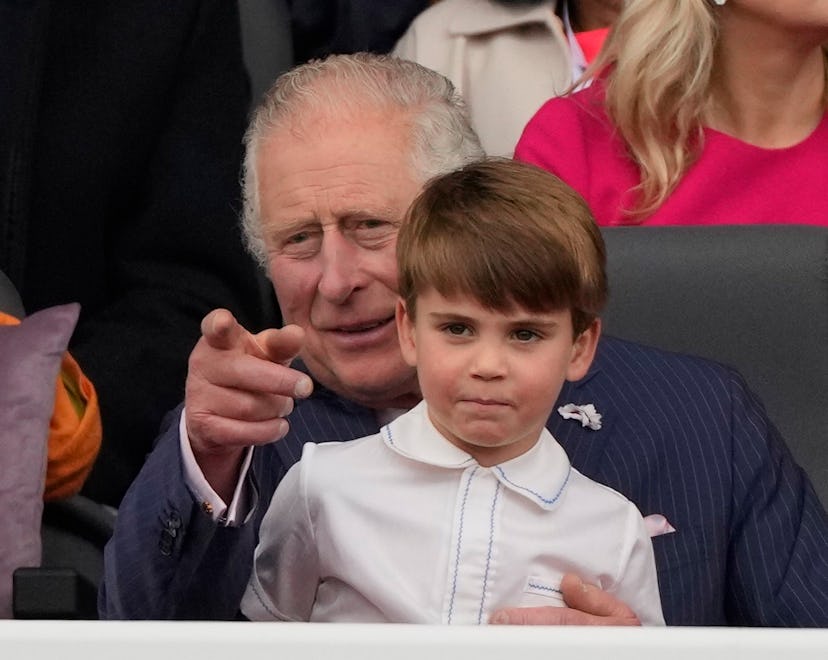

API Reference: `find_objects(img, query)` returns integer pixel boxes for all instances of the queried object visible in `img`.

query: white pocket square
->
[643,514,676,537]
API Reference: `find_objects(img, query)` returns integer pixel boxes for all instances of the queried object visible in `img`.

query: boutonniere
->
[557,403,602,430]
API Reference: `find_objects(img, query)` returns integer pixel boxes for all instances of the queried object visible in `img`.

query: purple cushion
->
[0,303,79,618]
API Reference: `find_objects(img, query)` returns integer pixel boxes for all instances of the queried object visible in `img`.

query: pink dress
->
[515,83,828,226]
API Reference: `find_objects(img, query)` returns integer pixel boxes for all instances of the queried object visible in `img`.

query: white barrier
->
[1,622,827,660]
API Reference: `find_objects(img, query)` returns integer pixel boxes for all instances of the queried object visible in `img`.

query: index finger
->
[247,324,313,398]
[560,573,640,622]
[250,324,306,365]
[200,308,245,351]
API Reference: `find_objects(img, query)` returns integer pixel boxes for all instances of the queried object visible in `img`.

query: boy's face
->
[396,289,600,466]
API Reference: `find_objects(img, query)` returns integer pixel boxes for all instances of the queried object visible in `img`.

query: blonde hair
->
[397,158,607,336]
[589,0,828,220]
[241,53,483,267]
[588,0,717,219]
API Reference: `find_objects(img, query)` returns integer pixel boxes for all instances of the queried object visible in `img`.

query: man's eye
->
[286,232,310,244]
[275,230,322,257]
[350,218,397,247]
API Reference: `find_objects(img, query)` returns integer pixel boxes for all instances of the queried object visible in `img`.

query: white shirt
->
[241,402,664,625]
[179,410,254,525]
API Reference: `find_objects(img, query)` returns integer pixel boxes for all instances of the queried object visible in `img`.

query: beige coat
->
[393,0,572,156]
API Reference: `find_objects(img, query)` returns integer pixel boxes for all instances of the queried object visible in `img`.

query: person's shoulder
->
[563,469,649,539]
[295,433,389,503]
[569,466,638,508]
[524,82,608,133]
[404,0,522,32]
[410,0,475,24]
[299,432,385,476]
[593,335,745,402]
[515,83,610,169]
[597,335,734,375]
[395,0,466,50]
[396,0,557,50]
[394,0,496,59]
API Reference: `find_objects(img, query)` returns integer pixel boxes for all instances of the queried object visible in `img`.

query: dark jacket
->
[0,0,269,505]
[101,336,828,625]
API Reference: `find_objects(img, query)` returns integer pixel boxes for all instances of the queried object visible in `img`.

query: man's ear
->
[566,318,601,382]
[395,298,418,367]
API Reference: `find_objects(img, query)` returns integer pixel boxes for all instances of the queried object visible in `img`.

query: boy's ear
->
[395,299,418,367]
[566,318,601,382]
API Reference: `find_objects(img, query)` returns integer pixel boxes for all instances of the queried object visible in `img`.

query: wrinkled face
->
[258,113,424,409]
[397,290,600,466]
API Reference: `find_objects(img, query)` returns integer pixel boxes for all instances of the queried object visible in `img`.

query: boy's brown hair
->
[397,158,607,335]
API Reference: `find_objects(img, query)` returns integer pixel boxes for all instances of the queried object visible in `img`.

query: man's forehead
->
[258,112,415,175]
[256,134,423,230]
[273,101,407,140]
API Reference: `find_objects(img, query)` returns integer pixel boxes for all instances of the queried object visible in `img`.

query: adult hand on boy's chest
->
[489,573,641,626]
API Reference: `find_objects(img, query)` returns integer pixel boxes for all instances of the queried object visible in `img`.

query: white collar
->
[382,401,572,511]
[447,0,560,37]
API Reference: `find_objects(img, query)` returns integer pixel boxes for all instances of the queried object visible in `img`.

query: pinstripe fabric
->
[100,336,828,624]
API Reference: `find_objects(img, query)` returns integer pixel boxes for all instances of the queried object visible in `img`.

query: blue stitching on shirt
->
[477,481,501,624]
[448,466,477,624]
[383,425,395,446]
[527,582,563,595]
[494,465,571,505]
[250,577,281,620]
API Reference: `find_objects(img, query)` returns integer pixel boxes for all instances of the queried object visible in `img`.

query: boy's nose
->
[470,342,507,380]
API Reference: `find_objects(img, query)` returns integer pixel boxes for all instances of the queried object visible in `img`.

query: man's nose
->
[317,231,363,304]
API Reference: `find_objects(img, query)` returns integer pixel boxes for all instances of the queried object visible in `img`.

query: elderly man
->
[100,54,828,625]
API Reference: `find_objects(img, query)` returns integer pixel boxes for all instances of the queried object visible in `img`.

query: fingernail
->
[294,377,313,398]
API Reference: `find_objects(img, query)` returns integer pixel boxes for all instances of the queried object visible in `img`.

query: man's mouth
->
[334,317,393,333]
[319,316,396,349]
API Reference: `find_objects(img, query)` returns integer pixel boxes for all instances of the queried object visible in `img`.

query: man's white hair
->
[241,53,484,268]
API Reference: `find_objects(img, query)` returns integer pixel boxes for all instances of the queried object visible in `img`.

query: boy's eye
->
[444,323,470,336]
[513,329,539,342]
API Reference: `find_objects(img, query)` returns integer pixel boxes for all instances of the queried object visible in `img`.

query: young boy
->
[240,159,664,625]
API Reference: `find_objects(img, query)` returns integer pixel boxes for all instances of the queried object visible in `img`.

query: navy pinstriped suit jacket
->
[100,336,828,624]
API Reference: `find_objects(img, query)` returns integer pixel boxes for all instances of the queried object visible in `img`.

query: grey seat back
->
[0,270,24,318]
[239,0,294,105]
[601,225,828,505]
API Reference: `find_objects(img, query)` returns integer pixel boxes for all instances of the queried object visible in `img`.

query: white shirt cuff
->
[179,408,255,526]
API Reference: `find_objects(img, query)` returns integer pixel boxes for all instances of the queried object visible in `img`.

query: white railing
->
[1,622,827,660]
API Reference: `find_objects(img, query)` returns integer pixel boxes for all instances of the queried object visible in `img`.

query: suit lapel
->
[273,377,380,471]
[547,357,613,482]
